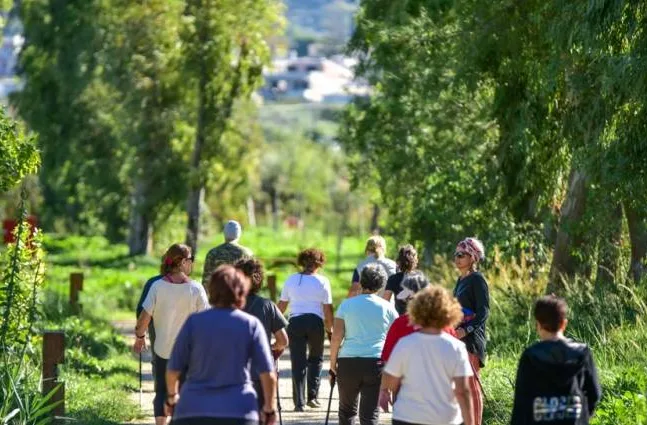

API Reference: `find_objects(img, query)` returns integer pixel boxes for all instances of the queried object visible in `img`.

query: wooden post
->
[42,331,65,419]
[70,273,83,313]
[267,274,277,302]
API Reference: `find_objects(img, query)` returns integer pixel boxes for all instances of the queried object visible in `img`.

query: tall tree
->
[181,0,283,253]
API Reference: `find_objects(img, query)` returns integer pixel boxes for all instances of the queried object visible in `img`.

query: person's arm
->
[510,351,530,424]
[272,328,288,352]
[382,290,393,302]
[347,269,360,298]
[453,376,474,425]
[381,372,401,397]
[323,304,334,335]
[201,250,214,286]
[133,310,152,353]
[381,319,401,362]
[457,275,489,338]
[136,276,159,318]
[583,348,602,416]
[277,300,288,313]
[259,371,278,425]
[329,318,345,376]
[278,277,291,313]
[164,317,193,415]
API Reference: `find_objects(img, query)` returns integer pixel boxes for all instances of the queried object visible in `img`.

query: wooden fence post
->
[267,274,277,302]
[42,331,65,419]
[70,273,83,313]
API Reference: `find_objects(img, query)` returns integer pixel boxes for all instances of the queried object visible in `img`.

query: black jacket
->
[510,339,602,425]
[453,272,489,366]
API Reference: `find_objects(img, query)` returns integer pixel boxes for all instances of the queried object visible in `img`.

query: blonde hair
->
[365,235,386,258]
[408,285,463,329]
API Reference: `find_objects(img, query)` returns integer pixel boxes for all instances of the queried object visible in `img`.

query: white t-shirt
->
[279,273,333,319]
[142,279,209,359]
[384,332,473,425]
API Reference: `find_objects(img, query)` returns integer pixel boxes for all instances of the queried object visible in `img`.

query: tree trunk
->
[370,203,380,234]
[547,168,588,294]
[595,202,622,289]
[625,201,647,284]
[185,68,207,255]
[270,188,279,231]
[246,196,256,227]
[128,179,150,256]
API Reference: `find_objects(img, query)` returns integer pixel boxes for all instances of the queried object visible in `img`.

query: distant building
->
[260,56,369,105]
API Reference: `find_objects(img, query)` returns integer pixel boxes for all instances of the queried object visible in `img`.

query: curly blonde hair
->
[408,285,463,329]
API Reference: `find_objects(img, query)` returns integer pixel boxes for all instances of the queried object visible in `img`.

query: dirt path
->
[114,320,392,425]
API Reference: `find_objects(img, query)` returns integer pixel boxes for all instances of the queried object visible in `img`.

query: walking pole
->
[139,352,143,407]
[275,359,283,425]
[324,371,336,425]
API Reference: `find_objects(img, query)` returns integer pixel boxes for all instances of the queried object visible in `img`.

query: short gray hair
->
[360,263,388,292]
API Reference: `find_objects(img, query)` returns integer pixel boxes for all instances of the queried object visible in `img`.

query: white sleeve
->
[195,284,209,311]
[279,276,291,302]
[384,339,407,378]
[453,344,474,378]
[322,277,333,304]
[142,282,158,316]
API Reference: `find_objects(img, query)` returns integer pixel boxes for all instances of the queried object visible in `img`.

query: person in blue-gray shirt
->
[330,263,399,425]
[165,265,277,425]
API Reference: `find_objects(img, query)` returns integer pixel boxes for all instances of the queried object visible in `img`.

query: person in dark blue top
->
[453,237,489,425]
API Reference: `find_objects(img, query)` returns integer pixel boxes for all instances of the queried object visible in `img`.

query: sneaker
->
[294,405,305,412]
[307,399,321,408]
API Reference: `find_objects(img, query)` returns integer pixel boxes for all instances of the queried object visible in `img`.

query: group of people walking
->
[133,221,602,425]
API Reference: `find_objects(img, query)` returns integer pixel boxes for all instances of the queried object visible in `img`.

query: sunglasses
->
[454,252,468,259]
[186,256,196,262]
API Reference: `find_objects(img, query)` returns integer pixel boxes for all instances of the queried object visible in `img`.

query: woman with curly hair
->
[277,248,334,411]
[453,237,489,425]
[382,245,419,314]
[133,243,209,425]
[381,286,474,425]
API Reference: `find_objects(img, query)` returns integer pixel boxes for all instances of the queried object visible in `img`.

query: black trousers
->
[337,358,383,425]
[287,313,324,408]
[153,354,168,417]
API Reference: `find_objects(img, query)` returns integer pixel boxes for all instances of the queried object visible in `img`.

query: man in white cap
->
[202,220,253,286]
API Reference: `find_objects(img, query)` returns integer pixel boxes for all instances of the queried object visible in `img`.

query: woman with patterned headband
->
[452,237,489,425]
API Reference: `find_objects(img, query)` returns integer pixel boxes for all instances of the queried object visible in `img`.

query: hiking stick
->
[139,352,143,407]
[324,371,336,425]
[275,359,283,425]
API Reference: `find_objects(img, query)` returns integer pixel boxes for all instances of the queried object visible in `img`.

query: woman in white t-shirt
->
[381,286,474,425]
[278,248,334,411]
[133,243,209,425]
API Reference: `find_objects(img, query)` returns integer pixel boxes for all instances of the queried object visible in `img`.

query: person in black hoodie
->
[511,295,602,425]
[453,237,489,425]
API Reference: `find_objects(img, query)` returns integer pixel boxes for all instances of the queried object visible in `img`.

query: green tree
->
[181,0,283,253]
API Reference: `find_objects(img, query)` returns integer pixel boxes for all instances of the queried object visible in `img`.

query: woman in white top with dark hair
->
[278,248,334,412]
[133,243,209,425]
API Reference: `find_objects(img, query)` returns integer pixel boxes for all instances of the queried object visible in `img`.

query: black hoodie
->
[510,339,602,425]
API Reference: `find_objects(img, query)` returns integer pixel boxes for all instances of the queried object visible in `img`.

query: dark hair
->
[534,295,568,332]
[396,245,418,273]
[160,244,191,275]
[360,263,387,292]
[297,248,326,273]
[208,265,250,308]
[235,258,264,295]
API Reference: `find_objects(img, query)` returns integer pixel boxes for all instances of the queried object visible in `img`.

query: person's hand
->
[164,393,178,416]
[378,388,391,412]
[456,328,467,339]
[133,336,146,353]
[261,409,277,425]
[325,329,332,342]
[271,348,284,361]
[328,368,337,385]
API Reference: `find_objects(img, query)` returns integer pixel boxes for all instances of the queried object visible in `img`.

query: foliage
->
[341,0,647,281]
[0,109,39,194]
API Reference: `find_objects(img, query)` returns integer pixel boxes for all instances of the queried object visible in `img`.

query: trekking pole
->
[275,359,283,425]
[324,370,336,425]
[139,352,143,407]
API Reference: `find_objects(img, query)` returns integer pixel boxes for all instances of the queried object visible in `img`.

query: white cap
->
[224,220,242,242]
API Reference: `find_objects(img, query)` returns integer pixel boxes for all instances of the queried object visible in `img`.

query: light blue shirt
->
[336,293,399,358]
